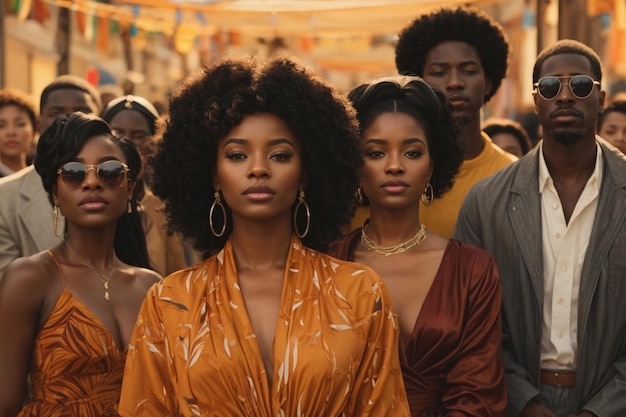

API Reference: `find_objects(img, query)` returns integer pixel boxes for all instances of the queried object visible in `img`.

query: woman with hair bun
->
[331,75,506,417]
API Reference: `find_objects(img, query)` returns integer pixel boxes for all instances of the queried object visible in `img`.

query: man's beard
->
[552,129,584,145]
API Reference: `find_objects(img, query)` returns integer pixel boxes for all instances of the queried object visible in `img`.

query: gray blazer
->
[454,140,626,417]
[0,166,62,278]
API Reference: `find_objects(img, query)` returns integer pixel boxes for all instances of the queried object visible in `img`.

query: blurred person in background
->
[0,89,37,177]
[483,117,533,157]
[597,100,626,154]
[101,95,190,275]
[516,107,542,147]
[98,84,124,109]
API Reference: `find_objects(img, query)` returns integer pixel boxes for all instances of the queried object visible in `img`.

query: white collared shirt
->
[539,142,603,370]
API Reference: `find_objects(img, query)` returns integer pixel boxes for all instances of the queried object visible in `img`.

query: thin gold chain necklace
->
[64,240,116,301]
[360,222,427,256]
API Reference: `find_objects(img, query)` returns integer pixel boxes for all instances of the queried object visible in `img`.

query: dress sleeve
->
[441,254,507,417]
[346,273,411,417]
[119,284,179,417]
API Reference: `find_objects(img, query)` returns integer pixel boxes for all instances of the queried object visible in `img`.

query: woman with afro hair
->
[331,75,506,416]
[119,57,410,417]
[390,6,516,239]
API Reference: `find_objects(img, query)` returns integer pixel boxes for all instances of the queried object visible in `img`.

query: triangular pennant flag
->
[97,16,109,52]
[75,8,86,37]
[33,0,49,23]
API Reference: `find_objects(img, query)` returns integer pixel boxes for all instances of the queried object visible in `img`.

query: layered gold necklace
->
[64,240,116,301]
[361,223,427,256]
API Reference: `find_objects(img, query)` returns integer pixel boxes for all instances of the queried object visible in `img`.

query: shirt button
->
[552,203,559,209]
[555,233,562,239]
[557,331,564,338]
[561,264,568,272]
[558,297,565,304]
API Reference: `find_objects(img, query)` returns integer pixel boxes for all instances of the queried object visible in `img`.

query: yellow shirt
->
[119,236,409,417]
[421,133,516,238]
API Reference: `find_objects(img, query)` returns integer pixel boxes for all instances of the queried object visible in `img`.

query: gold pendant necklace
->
[360,222,427,256]
[64,240,116,301]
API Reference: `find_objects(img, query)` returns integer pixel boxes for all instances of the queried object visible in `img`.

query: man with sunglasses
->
[455,39,626,417]
[0,75,101,278]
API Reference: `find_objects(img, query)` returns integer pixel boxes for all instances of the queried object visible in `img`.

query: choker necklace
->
[64,240,116,301]
[361,223,427,256]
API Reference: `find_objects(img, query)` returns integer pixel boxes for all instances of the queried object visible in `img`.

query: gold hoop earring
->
[293,190,310,239]
[356,186,364,205]
[421,182,434,206]
[53,205,62,238]
[209,191,227,237]
[127,200,133,213]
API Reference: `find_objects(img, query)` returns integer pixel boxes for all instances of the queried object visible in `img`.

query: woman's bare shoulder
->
[119,264,162,291]
[2,250,57,289]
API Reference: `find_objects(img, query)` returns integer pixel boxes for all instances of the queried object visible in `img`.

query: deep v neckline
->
[46,250,127,354]
[46,289,127,354]
[220,237,298,390]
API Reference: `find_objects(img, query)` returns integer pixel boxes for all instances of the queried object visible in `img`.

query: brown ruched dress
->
[330,230,506,417]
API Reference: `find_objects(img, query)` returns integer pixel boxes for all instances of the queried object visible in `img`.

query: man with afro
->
[394,6,517,238]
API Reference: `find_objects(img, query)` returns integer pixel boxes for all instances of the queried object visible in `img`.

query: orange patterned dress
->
[119,237,410,417]
[18,254,126,417]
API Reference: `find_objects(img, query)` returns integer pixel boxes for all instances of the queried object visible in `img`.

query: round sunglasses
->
[57,161,129,189]
[533,75,600,100]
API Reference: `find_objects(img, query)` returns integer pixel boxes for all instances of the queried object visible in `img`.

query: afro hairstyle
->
[395,6,509,103]
[149,57,362,254]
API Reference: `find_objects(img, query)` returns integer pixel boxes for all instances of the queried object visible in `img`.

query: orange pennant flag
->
[587,0,614,16]
[97,16,109,52]
[33,0,49,23]
[75,9,87,36]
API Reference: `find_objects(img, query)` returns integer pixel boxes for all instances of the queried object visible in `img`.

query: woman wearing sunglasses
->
[0,112,161,416]
[118,57,410,417]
